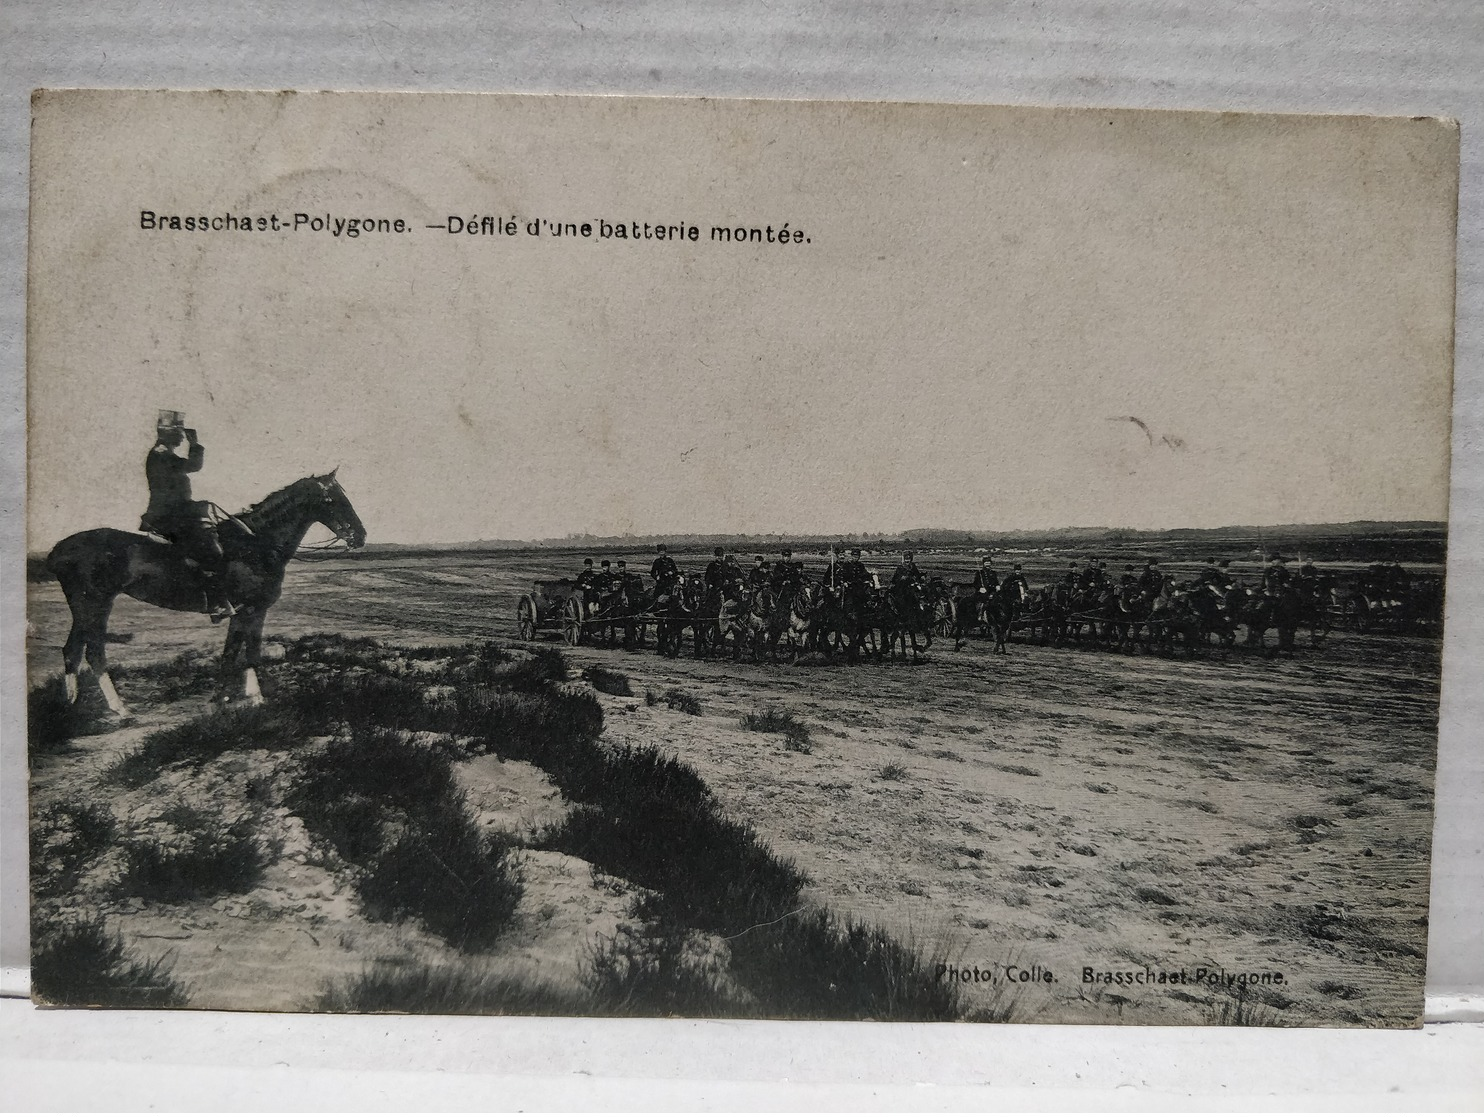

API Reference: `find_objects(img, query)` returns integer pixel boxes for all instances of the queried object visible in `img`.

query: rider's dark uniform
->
[1138,563,1163,595]
[142,428,236,617]
[143,439,219,561]
[650,552,680,592]
[973,564,999,595]
[748,560,771,591]
[770,554,803,592]
[576,562,604,604]
[1003,566,1030,598]
[1262,561,1290,595]
[892,559,924,590]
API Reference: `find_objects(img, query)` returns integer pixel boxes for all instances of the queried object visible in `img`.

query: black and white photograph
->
[24,90,1457,1028]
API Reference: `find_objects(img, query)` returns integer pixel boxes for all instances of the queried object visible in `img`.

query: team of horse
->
[572,571,944,664]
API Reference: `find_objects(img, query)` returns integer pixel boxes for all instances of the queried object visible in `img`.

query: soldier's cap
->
[156,409,185,431]
[713,547,724,556]
[780,549,792,556]
[655,543,666,552]
[1218,559,1230,567]
[903,551,915,558]
[600,560,611,567]
[755,555,765,562]
[1272,554,1288,562]
[1013,563,1023,570]
[851,548,862,556]
[616,561,627,567]
[583,559,593,566]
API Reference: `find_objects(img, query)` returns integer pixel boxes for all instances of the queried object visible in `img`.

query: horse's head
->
[311,470,367,549]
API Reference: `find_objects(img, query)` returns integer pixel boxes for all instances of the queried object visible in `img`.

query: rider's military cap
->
[600,560,611,567]
[851,548,862,556]
[713,546,724,556]
[583,558,594,566]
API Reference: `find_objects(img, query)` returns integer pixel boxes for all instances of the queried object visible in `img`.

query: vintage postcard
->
[26,90,1456,1026]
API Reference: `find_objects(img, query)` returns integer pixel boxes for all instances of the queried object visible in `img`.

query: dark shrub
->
[727,908,962,1021]
[586,911,737,1017]
[318,959,577,1016]
[118,807,266,903]
[30,913,187,1007]
[290,725,524,951]
[111,703,306,787]
[542,800,804,935]
[663,689,703,716]
[583,665,634,697]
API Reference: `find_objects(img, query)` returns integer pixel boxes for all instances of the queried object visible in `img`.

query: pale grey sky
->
[28,93,1457,546]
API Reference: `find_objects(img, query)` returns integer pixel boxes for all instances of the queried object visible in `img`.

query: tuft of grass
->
[585,907,737,1017]
[1206,983,1287,1027]
[740,705,801,734]
[878,763,909,781]
[727,907,964,1021]
[317,958,579,1015]
[644,689,660,707]
[663,688,703,716]
[118,805,266,903]
[30,913,188,1008]
[582,665,634,697]
[32,801,118,899]
[497,648,569,692]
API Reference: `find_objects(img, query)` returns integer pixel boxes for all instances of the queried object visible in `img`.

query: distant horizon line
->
[347,518,1448,550]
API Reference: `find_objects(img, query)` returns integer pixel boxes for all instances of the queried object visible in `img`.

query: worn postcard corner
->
[25,89,1454,1026]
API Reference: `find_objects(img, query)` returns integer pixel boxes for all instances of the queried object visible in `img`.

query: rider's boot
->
[202,570,238,623]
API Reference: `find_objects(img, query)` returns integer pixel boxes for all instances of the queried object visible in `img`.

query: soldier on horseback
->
[650,543,680,593]
[1004,562,1030,601]
[748,554,771,591]
[892,550,926,590]
[140,411,237,620]
[1262,554,1291,595]
[770,548,804,592]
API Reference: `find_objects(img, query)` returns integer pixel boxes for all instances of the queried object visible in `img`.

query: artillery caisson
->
[516,578,592,645]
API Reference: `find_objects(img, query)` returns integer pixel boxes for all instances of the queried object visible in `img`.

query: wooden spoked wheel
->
[563,597,584,646]
[517,597,538,640]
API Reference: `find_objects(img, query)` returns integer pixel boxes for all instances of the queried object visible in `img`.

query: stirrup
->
[209,601,240,623]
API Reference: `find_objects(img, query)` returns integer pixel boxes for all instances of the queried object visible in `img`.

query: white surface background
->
[1,1,1481,1108]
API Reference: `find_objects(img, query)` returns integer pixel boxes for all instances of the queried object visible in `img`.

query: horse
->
[44,471,366,714]
[881,579,934,661]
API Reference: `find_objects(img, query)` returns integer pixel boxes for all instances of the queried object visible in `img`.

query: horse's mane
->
[238,475,325,529]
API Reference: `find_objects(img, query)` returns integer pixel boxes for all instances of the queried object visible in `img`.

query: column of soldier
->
[566,546,1344,613]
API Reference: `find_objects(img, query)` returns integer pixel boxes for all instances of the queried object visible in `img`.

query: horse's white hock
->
[98,672,128,716]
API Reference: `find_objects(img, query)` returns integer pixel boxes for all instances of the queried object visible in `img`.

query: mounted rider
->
[891,550,926,591]
[140,411,236,620]
[770,548,804,592]
[842,548,872,590]
[748,555,772,591]
[821,545,847,593]
[1003,562,1030,601]
[650,543,681,594]
[1138,558,1163,595]
[1262,554,1291,595]
[576,558,605,607]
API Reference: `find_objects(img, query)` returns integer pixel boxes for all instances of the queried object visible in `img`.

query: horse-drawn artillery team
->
[517,542,1441,663]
